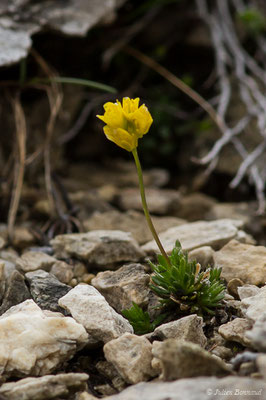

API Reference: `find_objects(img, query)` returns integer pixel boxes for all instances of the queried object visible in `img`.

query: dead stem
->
[31,49,63,217]
[124,45,227,135]
[7,96,27,240]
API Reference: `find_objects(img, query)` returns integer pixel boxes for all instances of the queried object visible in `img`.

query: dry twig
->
[31,49,63,217]
[7,96,27,240]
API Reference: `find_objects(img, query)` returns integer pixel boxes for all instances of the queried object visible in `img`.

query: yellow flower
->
[97,97,153,151]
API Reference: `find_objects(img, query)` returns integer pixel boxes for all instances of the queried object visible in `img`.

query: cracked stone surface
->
[59,284,133,343]
[0,300,88,377]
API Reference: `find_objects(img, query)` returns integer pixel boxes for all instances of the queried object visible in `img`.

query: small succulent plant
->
[122,302,166,335]
[149,240,225,315]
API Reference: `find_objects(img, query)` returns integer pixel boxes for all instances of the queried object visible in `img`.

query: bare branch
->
[230,139,266,188]
[195,0,266,213]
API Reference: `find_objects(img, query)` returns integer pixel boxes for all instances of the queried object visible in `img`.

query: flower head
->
[97,97,153,151]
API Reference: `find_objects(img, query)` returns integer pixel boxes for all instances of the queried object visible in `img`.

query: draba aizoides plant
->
[97,97,225,325]
[150,240,225,315]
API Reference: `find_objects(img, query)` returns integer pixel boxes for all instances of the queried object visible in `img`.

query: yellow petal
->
[127,104,153,137]
[122,97,140,115]
[97,102,126,128]
[103,126,138,152]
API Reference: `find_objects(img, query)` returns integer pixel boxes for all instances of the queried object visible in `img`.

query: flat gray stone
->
[16,251,57,273]
[25,270,72,313]
[59,284,133,343]
[148,315,207,348]
[51,230,145,267]
[91,263,150,313]
[142,219,242,255]
[0,373,88,400]
[0,270,31,315]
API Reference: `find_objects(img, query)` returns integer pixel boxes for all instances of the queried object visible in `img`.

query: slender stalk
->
[132,148,171,266]
[19,58,27,86]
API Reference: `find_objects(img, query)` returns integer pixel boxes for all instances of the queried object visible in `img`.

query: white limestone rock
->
[240,286,266,322]
[58,284,133,343]
[103,333,157,384]
[0,1,125,67]
[246,313,266,352]
[214,240,266,285]
[0,373,88,400]
[142,219,242,255]
[238,285,260,300]
[0,300,88,377]
[0,26,32,67]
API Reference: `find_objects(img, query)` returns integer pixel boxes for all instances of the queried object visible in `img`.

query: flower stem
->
[132,148,171,266]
